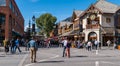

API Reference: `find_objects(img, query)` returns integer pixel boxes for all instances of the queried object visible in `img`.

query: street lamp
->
[32,15,36,36]
[28,20,31,39]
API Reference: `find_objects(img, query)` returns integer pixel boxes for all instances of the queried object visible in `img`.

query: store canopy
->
[12,31,22,37]
[60,30,74,37]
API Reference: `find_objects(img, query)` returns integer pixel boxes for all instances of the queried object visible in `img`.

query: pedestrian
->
[66,39,71,58]
[107,40,111,48]
[47,40,50,48]
[59,39,63,47]
[14,38,22,53]
[62,37,67,57]
[113,41,117,50]
[10,38,16,54]
[28,37,38,63]
[87,41,92,51]
[3,39,9,55]
[25,39,29,51]
[94,39,99,50]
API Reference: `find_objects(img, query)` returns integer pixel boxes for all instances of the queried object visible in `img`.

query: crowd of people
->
[1,36,117,63]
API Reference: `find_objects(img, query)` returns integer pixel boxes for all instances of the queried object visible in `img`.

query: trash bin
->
[118,45,120,50]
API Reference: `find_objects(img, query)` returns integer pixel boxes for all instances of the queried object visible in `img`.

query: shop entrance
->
[88,32,97,41]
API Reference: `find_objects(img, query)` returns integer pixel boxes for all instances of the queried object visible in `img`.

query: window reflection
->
[0,0,6,6]
[0,13,5,43]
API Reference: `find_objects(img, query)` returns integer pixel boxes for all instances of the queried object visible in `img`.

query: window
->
[0,0,6,6]
[87,18,91,24]
[0,14,5,25]
[106,18,111,23]
[13,18,15,26]
[9,0,15,13]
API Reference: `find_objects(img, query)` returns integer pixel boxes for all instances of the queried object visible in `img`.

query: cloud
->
[24,23,38,31]
[30,0,39,2]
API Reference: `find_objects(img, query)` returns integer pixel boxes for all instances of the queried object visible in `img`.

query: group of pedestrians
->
[3,37,38,63]
[62,37,72,58]
[3,37,22,54]
[86,39,100,51]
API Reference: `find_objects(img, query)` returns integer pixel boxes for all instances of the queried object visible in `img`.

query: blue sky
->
[15,0,120,28]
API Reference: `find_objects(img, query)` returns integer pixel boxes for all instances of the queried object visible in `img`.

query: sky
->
[15,0,120,29]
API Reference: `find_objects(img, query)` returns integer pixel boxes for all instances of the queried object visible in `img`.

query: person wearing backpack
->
[28,37,38,63]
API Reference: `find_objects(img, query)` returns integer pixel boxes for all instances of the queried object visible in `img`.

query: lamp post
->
[28,20,31,39]
[32,15,36,37]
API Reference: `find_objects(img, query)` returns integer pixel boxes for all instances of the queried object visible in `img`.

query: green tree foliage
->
[36,13,57,37]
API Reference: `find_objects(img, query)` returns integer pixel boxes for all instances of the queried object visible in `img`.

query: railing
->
[86,24,100,29]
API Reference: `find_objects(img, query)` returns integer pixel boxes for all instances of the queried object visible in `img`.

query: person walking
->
[10,38,16,54]
[94,39,99,50]
[62,37,67,57]
[28,37,38,63]
[107,40,111,48]
[87,41,92,51]
[3,39,9,55]
[25,39,29,51]
[66,39,71,58]
[14,38,22,53]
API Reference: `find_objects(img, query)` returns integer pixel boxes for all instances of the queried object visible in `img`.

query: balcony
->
[86,24,100,29]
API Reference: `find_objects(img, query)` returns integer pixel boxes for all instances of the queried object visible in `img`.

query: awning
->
[70,30,80,35]
[70,30,85,37]
[12,31,22,37]
[101,27,114,35]
[60,30,74,36]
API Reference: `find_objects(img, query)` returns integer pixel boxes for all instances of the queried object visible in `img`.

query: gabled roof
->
[94,0,119,13]
[79,4,103,18]
[74,10,83,17]
[59,20,72,27]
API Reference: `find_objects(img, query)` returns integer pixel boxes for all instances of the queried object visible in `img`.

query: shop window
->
[106,18,111,23]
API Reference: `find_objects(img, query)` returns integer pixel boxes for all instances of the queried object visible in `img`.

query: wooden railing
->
[86,24,100,29]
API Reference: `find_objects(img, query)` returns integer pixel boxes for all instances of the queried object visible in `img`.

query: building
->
[71,10,84,40]
[80,0,120,46]
[58,0,120,46]
[0,0,24,42]
[58,17,73,37]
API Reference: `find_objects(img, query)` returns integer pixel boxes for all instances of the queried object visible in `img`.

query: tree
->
[36,13,57,37]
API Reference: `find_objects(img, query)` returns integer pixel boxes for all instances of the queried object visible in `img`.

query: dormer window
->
[106,18,111,23]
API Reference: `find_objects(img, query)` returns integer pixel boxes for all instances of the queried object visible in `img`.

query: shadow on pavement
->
[37,60,64,63]
[0,55,5,57]
[71,55,88,58]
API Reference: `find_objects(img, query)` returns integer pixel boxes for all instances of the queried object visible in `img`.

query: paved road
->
[0,47,28,66]
[0,47,120,66]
